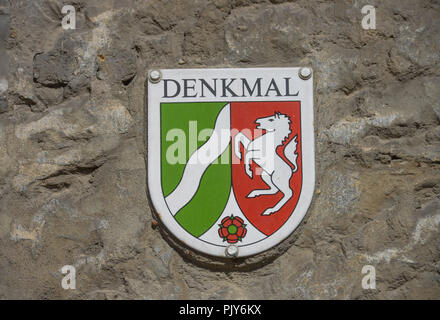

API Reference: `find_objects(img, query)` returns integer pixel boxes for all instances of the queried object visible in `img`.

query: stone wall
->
[0,0,439,299]
[0,0,8,114]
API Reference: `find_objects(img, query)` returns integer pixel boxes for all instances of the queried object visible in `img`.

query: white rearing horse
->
[234,112,298,216]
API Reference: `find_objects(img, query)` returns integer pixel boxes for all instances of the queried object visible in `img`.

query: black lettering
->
[163,79,181,98]
[221,78,238,97]
[264,78,282,96]
[241,78,262,97]
[183,79,197,97]
[200,78,217,97]
[284,77,299,96]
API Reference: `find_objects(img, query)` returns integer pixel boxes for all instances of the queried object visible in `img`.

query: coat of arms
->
[148,67,314,257]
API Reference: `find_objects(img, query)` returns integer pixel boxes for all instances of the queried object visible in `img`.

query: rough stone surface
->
[0,1,8,114]
[1,0,439,299]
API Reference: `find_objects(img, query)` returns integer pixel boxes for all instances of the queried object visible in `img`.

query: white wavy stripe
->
[165,103,231,215]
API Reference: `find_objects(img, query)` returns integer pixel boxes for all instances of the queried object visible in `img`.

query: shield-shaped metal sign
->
[148,67,314,258]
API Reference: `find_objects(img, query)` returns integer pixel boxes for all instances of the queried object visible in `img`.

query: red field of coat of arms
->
[231,101,302,236]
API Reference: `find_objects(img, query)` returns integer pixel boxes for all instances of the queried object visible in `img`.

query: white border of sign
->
[147,67,315,258]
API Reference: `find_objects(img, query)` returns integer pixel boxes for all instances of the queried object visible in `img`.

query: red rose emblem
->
[218,215,247,243]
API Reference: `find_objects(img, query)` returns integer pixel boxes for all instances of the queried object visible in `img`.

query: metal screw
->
[149,70,162,83]
[225,245,239,258]
[299,67,312,80]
